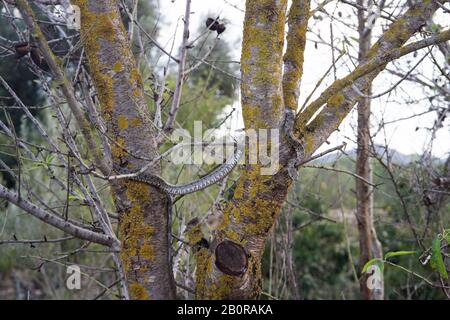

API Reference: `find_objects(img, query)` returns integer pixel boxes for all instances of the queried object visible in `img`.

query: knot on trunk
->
[215,240,248,276]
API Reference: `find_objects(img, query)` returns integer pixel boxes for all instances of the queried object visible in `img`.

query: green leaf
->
[432,235,448,279]
[45,154,55,164]
[384,251,416,260]
[29,163,45,171]
[430,256,436,269]
[362,258,383,274]
[443,229,450,243]
[68,195,80,202]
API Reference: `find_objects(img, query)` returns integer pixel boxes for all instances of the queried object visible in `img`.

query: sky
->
[155,0,450,158]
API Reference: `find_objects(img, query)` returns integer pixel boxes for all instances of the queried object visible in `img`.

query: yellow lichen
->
[112,61,123,72]
[130,117,142,127]
[140,243,155,260]
[111,137,127,159]
[283,0,311,109]
[118,182,155,273]
[117,115,129,129]
[130,68,143,87]
[133,88,141,97]
[129,283,150,300]
[327,92,345,107]
[73,1,159,300]
[185,223,203,246]
[194,248,212,298]
[240,0,287,127]
[72,1,134,119]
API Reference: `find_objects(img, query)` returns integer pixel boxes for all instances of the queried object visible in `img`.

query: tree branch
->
[297,29,450,132]
[298,0,449,156]
[15,0,111,175]
[282,0,311,110]
[163,0,192,132]
[0,184,117,247]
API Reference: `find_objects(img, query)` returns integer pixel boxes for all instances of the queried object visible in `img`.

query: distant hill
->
[312,144,434,165]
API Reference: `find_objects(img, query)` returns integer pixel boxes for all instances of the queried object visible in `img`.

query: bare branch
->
[163,0,192,132]
[0,184,117,247]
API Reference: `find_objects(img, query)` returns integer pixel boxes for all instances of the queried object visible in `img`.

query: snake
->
[115,146,242,270]
[120,148,243,196]
[282,108,305,181]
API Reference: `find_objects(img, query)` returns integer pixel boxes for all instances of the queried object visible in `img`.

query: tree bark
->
[190,0,294,299]
[7,0,447,300]
[192,0,445,300]
[355,0,384,300]
[72,0,176,299]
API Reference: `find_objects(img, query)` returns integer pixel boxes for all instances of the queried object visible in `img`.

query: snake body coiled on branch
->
[283,108,305,181]
[124,149,243,196]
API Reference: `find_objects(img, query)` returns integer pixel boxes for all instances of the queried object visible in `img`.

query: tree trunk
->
[1,0,448,301]
[68,0,445,300]
[191,0,441,300]
[73,0,176,299]
[356,0,384,300]
[189,0,294,299]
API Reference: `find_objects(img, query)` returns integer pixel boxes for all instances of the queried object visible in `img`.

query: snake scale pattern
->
[124,149,243,196]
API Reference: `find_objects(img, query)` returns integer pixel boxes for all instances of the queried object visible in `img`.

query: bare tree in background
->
[355,0,384,300]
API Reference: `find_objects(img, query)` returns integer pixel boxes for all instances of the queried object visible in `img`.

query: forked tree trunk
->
[68,0,445,299]
[4,0,449,301]
[191,0,443,300]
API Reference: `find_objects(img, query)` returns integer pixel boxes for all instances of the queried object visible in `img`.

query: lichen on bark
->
[73,0,176,299]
